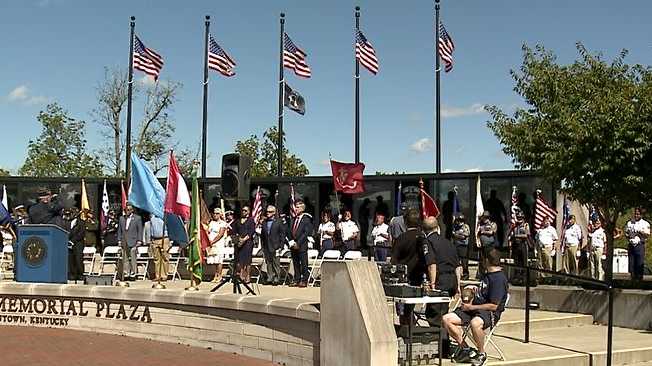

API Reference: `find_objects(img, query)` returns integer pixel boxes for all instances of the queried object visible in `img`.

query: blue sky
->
[1,0,651,176]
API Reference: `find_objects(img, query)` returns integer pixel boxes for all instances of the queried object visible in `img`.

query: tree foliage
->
[487,43,652,264]
[20,103,104,177]
[93,66,183,176]
[234,126,309,177]
[0,168,9,176]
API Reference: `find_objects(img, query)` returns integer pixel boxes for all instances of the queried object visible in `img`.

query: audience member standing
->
[235,206,256,283]
[260,205,285,285]
[510,210,531,282]
[535,216,558,277]
[563,215,582,275]
[117,204,143,280]
[338,210,359,252]
[206,208,228,283]
[318,210,335,256]
[486,190,507,246]
[145,214,169,284]
[371,213,390,262]
[452,215,471,279]
[389,202,407,244]
[625,208,650,280]
[288,199,313,287]
[476,211,498,278]
[423,217,462,297]
[588,219,605,281]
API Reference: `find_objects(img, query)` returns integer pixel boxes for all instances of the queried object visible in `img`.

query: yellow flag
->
[81,179,90,212]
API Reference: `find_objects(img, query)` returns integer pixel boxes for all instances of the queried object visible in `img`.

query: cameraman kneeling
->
[442,248,508,365]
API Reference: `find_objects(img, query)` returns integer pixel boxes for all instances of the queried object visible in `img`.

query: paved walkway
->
[0,325,275,366]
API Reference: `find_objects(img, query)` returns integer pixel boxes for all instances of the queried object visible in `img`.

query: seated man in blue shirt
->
[442,248,509,365]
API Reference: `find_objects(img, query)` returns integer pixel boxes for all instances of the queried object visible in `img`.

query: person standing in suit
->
[260,205,285,285]
[235,206,256,283]
[289,198,313,288]
[117,204,143,280]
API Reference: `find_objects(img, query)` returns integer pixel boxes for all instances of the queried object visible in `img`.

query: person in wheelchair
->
[442,248,508,365]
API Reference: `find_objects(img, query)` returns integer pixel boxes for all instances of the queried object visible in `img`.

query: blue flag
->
[165,212,188,247]
[0,203,10,225]
[129,155,166,219]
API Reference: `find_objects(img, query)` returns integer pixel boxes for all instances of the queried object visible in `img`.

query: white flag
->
[101,180,110,217]
[1,185,7,210]
[475,176,484,245]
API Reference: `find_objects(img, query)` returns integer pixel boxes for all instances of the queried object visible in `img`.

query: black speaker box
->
[221,153,251,201]
[84,274,114,286]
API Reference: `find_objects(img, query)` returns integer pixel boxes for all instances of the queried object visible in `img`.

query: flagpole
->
[277,13,286,177]
[201,15,210,178]
[354,6,361,164]
[126,16,136,185]
[435,0,442,174]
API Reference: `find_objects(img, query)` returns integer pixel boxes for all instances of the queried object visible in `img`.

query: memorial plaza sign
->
[0,295,152,326]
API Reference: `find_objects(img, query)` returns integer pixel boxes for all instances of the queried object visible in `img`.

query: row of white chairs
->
[307,249,363,287]
[85,245,182,283]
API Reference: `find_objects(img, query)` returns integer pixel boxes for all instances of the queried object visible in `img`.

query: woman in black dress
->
[235,206,256,282]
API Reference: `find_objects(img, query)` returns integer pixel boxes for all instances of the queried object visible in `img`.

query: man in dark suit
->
[28,188,65,228]
[260,205,285,285]
[117,204,143,280]
[288,198,313,288]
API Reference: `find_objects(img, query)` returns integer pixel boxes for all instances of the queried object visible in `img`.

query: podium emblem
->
[22,236,47,266]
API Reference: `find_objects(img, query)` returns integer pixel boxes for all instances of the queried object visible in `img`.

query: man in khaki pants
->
[563,215,582,275]
[536,216,558,277]
[146,215,170,285]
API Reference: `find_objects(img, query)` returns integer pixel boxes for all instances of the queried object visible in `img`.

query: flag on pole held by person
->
[418,179,440,219]
[100,180,110,230]
[330,160,365,194]
[289,183,297,218]
[133,36,164,80]
[283,33,311,78]
[284,83,306,115]
[251,186,262,224]
[208,35,236,77]
[1,185,8,211]
[81,179,90,213]
[437,22,455,72]
[452,186,461,218]
[0,185,9,225]
[395,182,403,215]
[509,186,518,228]
[355,29,379,74]
[164,151,191,220]
[128,155,166,219]
[120,180,127,212]
[534,190,556,229]
[559,196,571,251]
[475,176,484,244]
[187,167,204,285]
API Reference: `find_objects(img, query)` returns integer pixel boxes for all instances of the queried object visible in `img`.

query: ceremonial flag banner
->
[289,184,297,218]
[165,213,188,245]
[330,160,365,194]
[510,186,518,228]
[534,192,556,229]
[1,185,8,210]
[560,197,571,249]
[283,33,311,78]
[419,184,440,219]
[355,29,379,74]
[437,22,455,72]
[129,155,166,218]
[120,180,127,212]
[187,168,204,285]
[208,35,236,77]
[164,151,191,220]
[81,179,90,212]
[452,187,461,217]
[396,182,402,214]
[251,186,262,223]
[101,180,110,230]
[199,196,211,254]
[475,176,484,243]
[134,36,164,79]
[284,83,306,115]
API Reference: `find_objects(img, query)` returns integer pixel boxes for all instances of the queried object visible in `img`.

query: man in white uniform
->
[536,216,558,277]
[371,213,390,262]
[588,219,605,280]
[338,210,359,253]
[625,208,650,280]
[563,215,582,275]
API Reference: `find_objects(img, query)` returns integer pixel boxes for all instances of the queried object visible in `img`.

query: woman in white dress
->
[206,208,228,282]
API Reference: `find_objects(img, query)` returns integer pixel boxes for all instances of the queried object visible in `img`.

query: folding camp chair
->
[308,249,341,286]
[167,246,182,281]
[135,246,151,280]
[343,250,363,260]
[82,246,97,275]
[98,246,122,283]
[459,293,510,362]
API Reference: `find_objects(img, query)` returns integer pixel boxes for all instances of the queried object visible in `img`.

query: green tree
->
[0,168,9,176]
[20,103,104,177]
[486,43,652,271]
[234,126,309,177]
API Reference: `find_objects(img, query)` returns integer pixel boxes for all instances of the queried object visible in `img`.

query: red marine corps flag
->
[330,160,365,194]
[419,178,440,218]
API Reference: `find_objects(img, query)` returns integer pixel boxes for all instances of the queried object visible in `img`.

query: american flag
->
[355,29,379,75]
[100,180,110,230]
[587,205,599,232]
[510,186,518,227]
[437,22,455,72]
[534,190,556,229]
[251,186,262,224]
[283,33,311,78]
[133,36,164,79]
[289,183,297,218]
[208,35,236,77]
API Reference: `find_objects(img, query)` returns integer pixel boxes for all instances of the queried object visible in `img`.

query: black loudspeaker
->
[221,153,251,200]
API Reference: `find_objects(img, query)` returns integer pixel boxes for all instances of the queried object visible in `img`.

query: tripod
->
[210,244,256,295]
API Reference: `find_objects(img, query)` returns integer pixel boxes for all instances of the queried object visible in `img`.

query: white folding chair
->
[343,250,363,260]
[0,245,14,280]
[82,246,97,275]
[308,249,341,286]
[460,293,510,362]
[135,246,151,280]
[167,246,181,281]
[98,246,122,283]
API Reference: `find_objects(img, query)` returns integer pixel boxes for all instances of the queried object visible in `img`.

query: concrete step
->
[497,309,594,334]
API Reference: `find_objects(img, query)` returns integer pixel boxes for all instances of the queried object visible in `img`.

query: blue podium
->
[15,224,69,284]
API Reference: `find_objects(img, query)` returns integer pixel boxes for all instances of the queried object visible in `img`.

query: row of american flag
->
[132,22,455,80]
